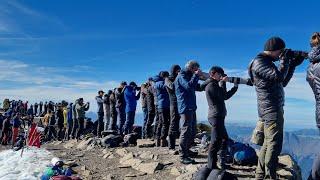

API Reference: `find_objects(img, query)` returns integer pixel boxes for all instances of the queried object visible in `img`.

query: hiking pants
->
[123,111,135,135]
[97,112,104,137]
[142,107,148,138]
[110,108,118,131]
[117,107,126,135]
[207,117,228,169]
[179,110,197,158]
[168,105,180,149]
[104,104,111,131]
[145,110,155,138]
[156,108,170,141]
[256,108,284,180]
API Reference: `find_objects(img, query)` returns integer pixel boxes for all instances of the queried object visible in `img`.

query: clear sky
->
[0,0,319,129]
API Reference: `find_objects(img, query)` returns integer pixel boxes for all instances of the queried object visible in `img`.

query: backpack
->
[230,142,257,166]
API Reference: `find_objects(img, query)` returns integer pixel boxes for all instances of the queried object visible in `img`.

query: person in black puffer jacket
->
[307,32,320,130]
[251,37,304,180]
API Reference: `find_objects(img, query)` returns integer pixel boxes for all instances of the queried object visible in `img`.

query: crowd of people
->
[1,32,320,180]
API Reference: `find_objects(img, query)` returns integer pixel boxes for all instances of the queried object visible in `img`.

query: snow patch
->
[0,147,54,180]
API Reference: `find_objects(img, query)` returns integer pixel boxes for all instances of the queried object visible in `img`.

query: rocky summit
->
[44,137,302,180]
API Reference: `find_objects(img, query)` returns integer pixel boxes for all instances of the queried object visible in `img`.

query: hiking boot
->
[188,150,198,158]
[180,157,196,164]
[161,139,168,147]
[156,138,161,147]
[169,149,179,155]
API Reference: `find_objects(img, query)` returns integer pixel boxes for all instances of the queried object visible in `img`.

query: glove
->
[290,56,305,67]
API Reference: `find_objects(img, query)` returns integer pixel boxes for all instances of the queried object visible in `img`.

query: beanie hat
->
[264,37,286,51]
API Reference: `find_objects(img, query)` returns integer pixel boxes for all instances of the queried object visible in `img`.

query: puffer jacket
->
[146,85,155,113]
[95,95,104,113]
[174,69,200,114]
[307,45,320,128]
[250,53,295,119]
[124,86,141,113]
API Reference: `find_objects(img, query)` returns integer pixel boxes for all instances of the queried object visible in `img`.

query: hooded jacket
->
[165,65,181,107]
[124,86,141,113]
[76,102,89,119]
[67,104,73,124]
[155,77,170,110]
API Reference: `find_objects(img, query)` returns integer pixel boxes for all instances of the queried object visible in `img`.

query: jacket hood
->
[152,75,162,82]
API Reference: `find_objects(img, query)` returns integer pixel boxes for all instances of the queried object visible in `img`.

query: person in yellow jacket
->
[62,101,68,141]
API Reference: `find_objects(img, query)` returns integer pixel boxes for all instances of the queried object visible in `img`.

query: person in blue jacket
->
[123,82,141,135]
[174,60,203,164]
[154,71,171,147]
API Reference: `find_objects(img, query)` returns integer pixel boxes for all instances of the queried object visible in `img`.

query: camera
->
[227,77,253,86]
[281,49,308,60]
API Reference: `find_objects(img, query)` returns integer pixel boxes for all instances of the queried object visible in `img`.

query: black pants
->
[168,105,180,149]
[179,111,197,158]
[156,108,170,140]
[145,110,155,138]
[57,124,65,140]
[142,107,148,138]
[117,107,126,134]
[74,117,84,140]
[110,109,118,130]
[97,112,104,137]
[153,107,159,139]
[207,117,228,169]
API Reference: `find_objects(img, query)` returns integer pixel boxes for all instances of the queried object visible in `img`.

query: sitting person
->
[41,158,73,180]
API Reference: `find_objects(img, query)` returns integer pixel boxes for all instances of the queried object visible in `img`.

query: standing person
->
[3,99,10,112]
[42,110,52,141]
[155,71,171,147]
[115,82,127,135]
[39,101,43,115]
[165,65,181,151]
[123,82,141,135]
[23,101,28,114]
[48,110,56,141]
[175,60,202,164]
[55,104,64,140]
[201,66,238,170]
[103,92,111,131]
[141,83,149,138]
[12,113,22,146]
[96,90,105,137]
[1,116,11,145]
[75,98,90,140]
[62,101,68,141]
[34,102,39,116]
[307,32,320,131]
[151,76,160,140]
[44,102,48,113]
[250,37,304,179]
[27,105,34,117]
[144,79,156,139]
[109,89,118,131]
[71,99,78,139]
[64,103,73,140]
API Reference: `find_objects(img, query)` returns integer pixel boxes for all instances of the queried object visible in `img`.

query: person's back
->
[124,86,138,113]
[174,69,199,114]
[155,77,170,110]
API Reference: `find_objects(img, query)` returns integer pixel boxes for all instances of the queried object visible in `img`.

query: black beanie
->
[264,37,286,51]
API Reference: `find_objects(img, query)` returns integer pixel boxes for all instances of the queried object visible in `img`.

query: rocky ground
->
[43,137,302,180]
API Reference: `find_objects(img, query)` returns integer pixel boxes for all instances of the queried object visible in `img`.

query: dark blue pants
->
[97,112,104,137]
[156,108,170,140]
[124,111,135,135]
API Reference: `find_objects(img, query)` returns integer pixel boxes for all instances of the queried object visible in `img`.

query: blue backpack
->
[230,142,257,165]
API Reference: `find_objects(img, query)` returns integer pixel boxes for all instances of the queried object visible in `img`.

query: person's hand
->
[195,69,202,76]
[221,76,228,82]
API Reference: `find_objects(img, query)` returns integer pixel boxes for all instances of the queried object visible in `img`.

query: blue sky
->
[0,0,319,129]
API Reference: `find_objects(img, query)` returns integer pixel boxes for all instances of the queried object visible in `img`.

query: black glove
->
[290,56,305,67]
